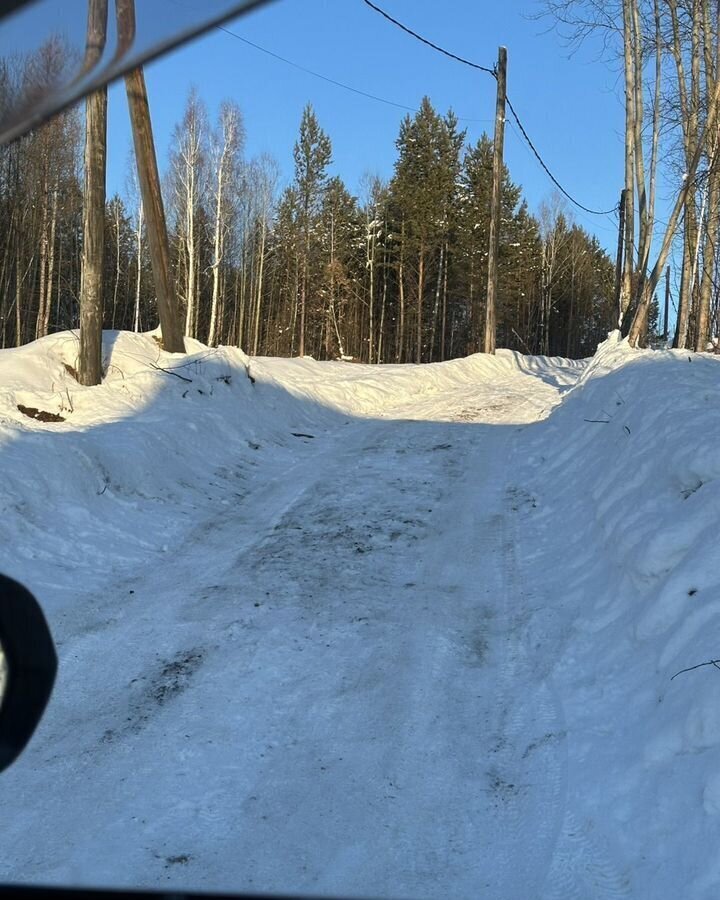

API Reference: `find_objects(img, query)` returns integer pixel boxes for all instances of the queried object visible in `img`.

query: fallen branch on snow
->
[671,659,720,681]
[148,362,193,383]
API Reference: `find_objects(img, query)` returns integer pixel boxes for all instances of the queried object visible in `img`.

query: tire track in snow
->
[542,810,633,900]
[216,420,491,898]
[461,499,566,898]
[379,410,568,898]
[503,478,632,899]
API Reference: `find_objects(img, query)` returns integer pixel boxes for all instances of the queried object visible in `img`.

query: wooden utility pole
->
[484,46,507,355]
[118,0,185,354]
[125,69,185,353]
[78,0,108,386]
[663,265,670,341]
[614,189,627,328]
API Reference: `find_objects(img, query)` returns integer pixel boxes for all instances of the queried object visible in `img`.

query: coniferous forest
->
[0,43,616,362]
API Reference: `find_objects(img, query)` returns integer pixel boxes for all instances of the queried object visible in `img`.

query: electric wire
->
[361,0,496,75]
[216,24,491,123]
[218,25,416,113]
[361,0,619,217]
[506,120,619,235]
[505,96,619,216]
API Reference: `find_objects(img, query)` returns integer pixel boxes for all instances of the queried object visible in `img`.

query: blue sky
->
[100,0,625,253]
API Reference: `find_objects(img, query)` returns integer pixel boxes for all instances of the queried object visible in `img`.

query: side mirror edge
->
[0,574,57,773]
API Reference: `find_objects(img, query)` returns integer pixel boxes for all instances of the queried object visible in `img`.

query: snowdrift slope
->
[0,330,718,898]
[514,333,720,897]
[0,331,575,592]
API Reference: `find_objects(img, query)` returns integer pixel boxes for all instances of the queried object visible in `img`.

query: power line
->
[216,24,491,124]
[361,0,496,75]
[218,25,415,113]
[360,0,619,217]
[506,120,619,238]
[505,96,618,217]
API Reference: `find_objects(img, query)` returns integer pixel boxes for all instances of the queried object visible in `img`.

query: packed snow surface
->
[0,330,718,898]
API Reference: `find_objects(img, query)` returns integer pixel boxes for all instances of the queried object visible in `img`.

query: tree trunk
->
[697,14,720,350]
[125,66,185,352]
[397,224,405,362]
[208,145,226,346]
[0,209,13,348]
[416,244,425,363]
[627,81,720,348]
[430,243,444,361]
[78,87,107,385]
[620,0,637,321]
[378,239,387,364]
[253,218,267,357]
[111,197,121,329]
[566,258,575,358]
[42,185,58,337]
[676,205,698,349]
[15,241,22,347]
[485,46,507,354]
[35,182,49,340]
[184,169,196,337]
[367,220,375,364]
[78,0,108,384]
[299,199,309,356]
[441,241,448,361]
[134,199,143,332]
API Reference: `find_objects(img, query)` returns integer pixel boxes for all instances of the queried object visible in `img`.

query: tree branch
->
[671,659,720,680]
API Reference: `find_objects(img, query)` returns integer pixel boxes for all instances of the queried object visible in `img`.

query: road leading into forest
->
[0,353,630,898]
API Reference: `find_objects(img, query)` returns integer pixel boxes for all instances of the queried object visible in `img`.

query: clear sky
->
[100,0,626,253]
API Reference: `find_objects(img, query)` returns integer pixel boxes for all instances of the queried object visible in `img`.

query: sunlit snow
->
[0,329,718,898]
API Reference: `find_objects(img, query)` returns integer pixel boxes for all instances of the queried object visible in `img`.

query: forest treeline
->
[0,39,616,362]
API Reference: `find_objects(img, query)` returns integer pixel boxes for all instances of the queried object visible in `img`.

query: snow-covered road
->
[2,333,719,898]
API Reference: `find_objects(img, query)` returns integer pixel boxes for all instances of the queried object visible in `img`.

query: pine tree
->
[272,185,301,356]
[318,175,360,358]
[391,98,465,362]
[360,174,389,363]
[456,134,522,352]
[293,104,332,357]
[102,194,134,330]
[497,200,542,352]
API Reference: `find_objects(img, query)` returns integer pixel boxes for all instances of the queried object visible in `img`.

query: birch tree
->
[169,88,207,339]
[247,153,279,356]
[208,101,243,346]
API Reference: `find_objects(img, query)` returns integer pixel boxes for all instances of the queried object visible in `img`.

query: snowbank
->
[0,330,577,595]
[254,349,583,418]
[516,331,720,897]
[0,331,340,594]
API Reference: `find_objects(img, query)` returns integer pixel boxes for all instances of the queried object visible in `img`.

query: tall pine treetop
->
[293,103,332,217]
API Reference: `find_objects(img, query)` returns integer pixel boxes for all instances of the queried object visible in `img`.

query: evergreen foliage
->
[0,46,616,361]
